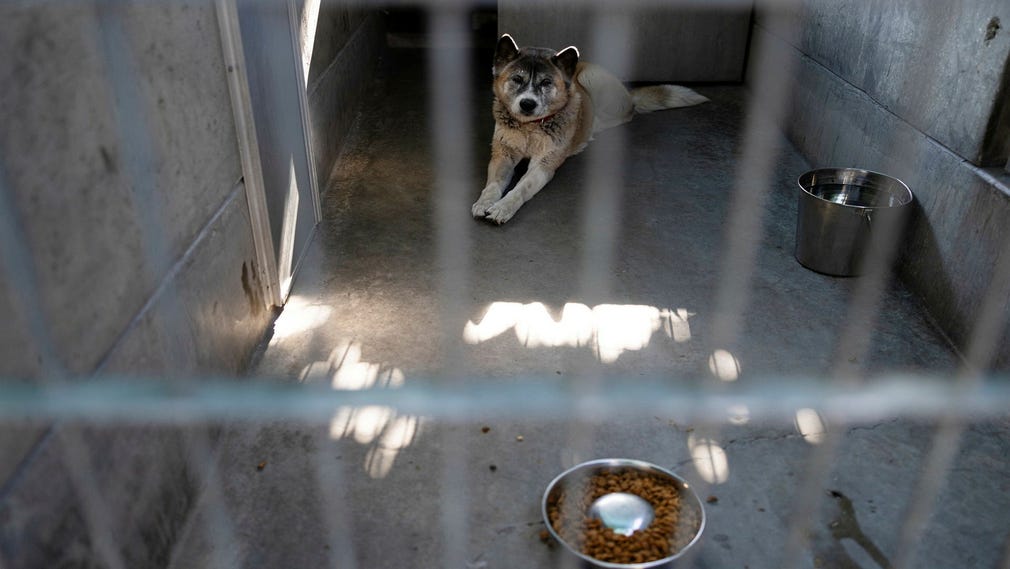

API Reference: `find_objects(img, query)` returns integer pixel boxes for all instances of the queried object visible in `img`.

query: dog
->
[471,34,709,224]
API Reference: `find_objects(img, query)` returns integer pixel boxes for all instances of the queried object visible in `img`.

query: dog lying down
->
[471,34,709,225]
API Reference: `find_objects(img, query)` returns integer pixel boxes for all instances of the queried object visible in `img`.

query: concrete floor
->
[169,47,1010,569]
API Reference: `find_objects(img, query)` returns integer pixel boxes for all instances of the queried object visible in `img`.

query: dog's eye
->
[510,75,523,85]
[539,79,553,89]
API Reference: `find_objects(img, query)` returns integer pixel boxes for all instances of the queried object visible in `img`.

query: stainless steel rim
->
[797,167,913,209]
[541,458,707,569]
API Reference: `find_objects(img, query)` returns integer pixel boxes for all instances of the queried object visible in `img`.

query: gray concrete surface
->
[307,10,386,197]
[98,183,274,376]
[168,46,1010,569]
[0,424,213,569]
[753,17,1010,370]
[498,2,753,82]
[0,181,274,567]
[758,0,1010,166]
[0,1,246,375]
[0,2,275,567]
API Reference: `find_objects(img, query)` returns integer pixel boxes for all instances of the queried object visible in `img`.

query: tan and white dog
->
[471,34,709,224]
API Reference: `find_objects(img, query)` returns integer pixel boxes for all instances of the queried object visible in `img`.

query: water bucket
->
[795,168,913,276]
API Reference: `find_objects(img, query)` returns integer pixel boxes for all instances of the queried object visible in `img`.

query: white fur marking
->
[631,85,709,113]
[501,33,518,51]
[484,165,554,224]
[556,45,580,58]
[576,63,635,133]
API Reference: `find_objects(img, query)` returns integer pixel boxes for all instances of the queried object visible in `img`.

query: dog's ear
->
[552,46,580,79]
[493,34,520,75]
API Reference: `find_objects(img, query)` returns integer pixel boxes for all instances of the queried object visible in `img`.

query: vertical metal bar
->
[891,418,962,569]
[177,426,242,569]
[700,3,841,568]
[780,0,965,563]
[56,427,127,569]
[97,5,242,569]
[778,428,844,569]
[96,0,194,371]
[708,8,794,354]
[0,37,129,568]
[578,6,631,304]
[428,3,473,372]
[428,5,474,568]
[311,436,358,569]
[959,231,1010,376]
[892,229,1010,569]
[440,426,469,569]
[1,149,124,568]
[563,2,634,501]
[685,12,807,559]
[0,5,180,568]
[0,168,62,378]
[556,13,636,559]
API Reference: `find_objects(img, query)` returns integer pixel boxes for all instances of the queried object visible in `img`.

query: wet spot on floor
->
[822,490,893,569]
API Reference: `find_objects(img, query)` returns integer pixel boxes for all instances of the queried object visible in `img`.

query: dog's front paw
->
[485,197,521,224]
[471,198,497,218]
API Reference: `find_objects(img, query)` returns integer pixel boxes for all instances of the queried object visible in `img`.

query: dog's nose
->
[519,98,537,113]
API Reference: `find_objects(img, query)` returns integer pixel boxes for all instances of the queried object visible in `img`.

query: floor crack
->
[845,417,902,434]
[724,431,803,446]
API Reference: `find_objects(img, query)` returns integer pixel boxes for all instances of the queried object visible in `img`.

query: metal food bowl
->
[795,168,913,276]
[541,459,706,568]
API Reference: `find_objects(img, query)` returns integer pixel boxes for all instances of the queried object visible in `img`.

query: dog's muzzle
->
[519,98,537,114]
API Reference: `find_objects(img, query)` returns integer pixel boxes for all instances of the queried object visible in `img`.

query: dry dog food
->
[546,468,700,564]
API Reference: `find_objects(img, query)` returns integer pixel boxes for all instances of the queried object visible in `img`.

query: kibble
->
[546,468,701,565]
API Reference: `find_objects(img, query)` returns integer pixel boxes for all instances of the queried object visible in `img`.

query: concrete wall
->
[306,2,385,191]
[763,0,1010,166]
[497,2,753,82]
[753,1,1010,369]
[0,1,275,567]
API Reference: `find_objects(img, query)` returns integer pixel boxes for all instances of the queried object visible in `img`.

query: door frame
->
[215,0,322,309]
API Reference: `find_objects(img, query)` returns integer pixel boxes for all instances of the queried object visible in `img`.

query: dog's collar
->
[529,112,557,125]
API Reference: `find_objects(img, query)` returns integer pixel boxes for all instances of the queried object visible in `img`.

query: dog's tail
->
[631,85,709,113]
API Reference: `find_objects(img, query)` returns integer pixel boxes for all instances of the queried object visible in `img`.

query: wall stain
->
[985,17,1001,44]
[241,261,264,316]
[98,145,116,174]
[980,18,1010,165]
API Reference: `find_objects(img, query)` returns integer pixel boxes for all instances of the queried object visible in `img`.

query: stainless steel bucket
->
[795,168,913,276]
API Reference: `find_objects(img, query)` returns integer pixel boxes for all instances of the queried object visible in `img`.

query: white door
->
[217,0,321,308]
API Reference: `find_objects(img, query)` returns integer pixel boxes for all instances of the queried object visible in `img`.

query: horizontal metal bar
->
[0,375,1007,424]
[15,0,785,8]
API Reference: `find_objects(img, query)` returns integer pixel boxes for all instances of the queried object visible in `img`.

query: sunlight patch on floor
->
[794,408,827,445]
[688,433,730,484]
[269,294,333,344]
[301,341,419,479]
[708,349,741,381]
[463,301,694,363]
